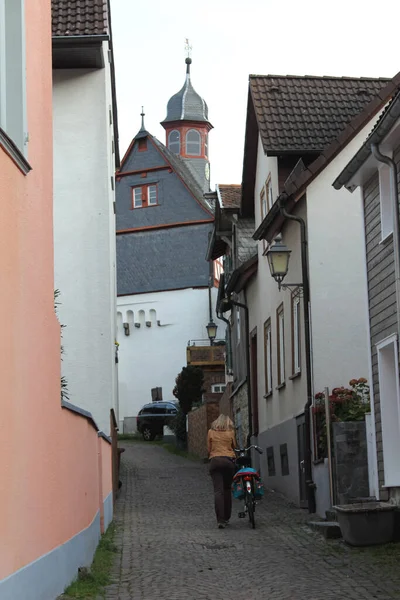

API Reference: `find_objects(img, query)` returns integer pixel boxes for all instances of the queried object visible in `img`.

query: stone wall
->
[332,421,369,505]
[232,382,249,448]
[187,401,220,459]
[219,382,233,419]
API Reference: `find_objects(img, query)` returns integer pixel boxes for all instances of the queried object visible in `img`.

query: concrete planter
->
[335,502,395,546]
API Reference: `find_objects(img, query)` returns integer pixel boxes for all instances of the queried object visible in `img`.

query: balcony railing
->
[187,339,226,347]
[186,342,226,366]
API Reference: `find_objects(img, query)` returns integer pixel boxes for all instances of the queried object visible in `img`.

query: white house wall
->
[53,42,117,435]
[117,287,220,429]
[306,118,382,393]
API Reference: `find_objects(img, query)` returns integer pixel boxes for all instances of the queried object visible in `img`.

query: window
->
[211,384,226,393]
[205,134,208,157]
[0,0,27,155]
[379,164,393,240]
[138,138,147,152]
[264,319,272,395]
[376,334,400,487]
[265,176,273,212]
[280,443,289,475]
[260,187,267,219]
[168,130,180,154]
[186,129,201,155]
[132,184,158,209]
[277,304,285,386]
[236,307,241,344]
[292,295,301,375]
[267,446,276,476]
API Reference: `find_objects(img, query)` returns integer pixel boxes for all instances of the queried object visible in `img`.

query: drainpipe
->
[371,144,400,335]
[229,296,253,447]
[278,197,316,514]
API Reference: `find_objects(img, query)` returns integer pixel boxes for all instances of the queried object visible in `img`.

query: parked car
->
[136,401,178,441]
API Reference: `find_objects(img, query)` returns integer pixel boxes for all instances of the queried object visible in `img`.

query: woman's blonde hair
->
[210,414,234,431]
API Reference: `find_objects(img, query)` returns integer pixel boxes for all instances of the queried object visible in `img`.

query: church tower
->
[161,57,212,193]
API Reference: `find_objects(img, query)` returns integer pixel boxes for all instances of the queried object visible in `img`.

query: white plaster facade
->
[53,42,118,435]
[117,287,220,430]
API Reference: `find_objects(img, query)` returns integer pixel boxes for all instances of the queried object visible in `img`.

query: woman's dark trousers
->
[209,457,236,523]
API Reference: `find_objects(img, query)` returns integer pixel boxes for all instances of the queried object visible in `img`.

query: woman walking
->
[207,414,237,529]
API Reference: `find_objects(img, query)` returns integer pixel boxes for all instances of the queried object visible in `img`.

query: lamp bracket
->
[279,283,304,296]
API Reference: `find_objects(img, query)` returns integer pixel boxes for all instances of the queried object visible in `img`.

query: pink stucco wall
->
[0,0,112,581]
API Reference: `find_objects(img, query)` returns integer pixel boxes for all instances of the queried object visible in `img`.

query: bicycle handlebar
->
[234,445,263,455]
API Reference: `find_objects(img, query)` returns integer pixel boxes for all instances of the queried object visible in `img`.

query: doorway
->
[250,328,259,437]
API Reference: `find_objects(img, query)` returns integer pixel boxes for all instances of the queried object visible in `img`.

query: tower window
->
[186,129,201,156]
[138,138,147,152]
[168,130,180,154]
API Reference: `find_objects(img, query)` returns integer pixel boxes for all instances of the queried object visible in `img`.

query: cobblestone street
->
[105,443,400,600]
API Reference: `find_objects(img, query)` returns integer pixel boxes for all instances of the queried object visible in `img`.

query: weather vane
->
[185,38,192,59]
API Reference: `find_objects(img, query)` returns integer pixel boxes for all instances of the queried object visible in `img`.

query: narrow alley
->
[105,444,400,600]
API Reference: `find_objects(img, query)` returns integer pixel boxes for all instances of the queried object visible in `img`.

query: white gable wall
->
[117,286,220,429]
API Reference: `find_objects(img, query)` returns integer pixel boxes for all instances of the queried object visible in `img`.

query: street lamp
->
[266,238,291,289]
[206,320,218,345]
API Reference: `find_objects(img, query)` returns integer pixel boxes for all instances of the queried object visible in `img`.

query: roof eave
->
[333,91,400,190]
[225,254,258,295]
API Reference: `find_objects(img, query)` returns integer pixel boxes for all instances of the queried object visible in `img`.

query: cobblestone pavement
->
[104,442,400,600]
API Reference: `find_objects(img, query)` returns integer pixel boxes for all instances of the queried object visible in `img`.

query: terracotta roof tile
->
[52,0,108,37]
[250,75,391,154]
[218,184,241,209]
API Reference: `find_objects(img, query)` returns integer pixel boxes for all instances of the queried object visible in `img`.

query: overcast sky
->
[111,0,399,187]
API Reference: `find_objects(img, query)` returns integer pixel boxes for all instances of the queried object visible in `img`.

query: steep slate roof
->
[237,218,257,264]
[218,184,241,209]
[250,75,391,154]
[162,59,210,125]
[117,224,211,295]
[52,0,108,36]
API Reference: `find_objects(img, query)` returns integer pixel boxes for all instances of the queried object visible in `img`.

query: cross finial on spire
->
[140,106,145,131]
[185,38,192,59]
[185,38,192,75]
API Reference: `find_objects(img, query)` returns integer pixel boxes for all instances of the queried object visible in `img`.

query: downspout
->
[230,297,253,446]
[208,260,214,323]
[371,144,400,336]
[278,197,316,514]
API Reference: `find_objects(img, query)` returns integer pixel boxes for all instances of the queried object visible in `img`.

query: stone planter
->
[335,502,395,546]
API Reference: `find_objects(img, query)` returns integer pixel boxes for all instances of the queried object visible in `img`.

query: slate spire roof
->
[250,74,391,154]
[162,58,210,125]
[51,0,108,37]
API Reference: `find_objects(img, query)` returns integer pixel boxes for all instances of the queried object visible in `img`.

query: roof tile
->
[218,184,241,209]
[51,0,108,37]
[250,75,390,154]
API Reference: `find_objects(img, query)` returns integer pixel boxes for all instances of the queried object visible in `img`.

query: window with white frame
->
[379,164,393,241]
[292,295,301,374]
[168,130,180,154]
[0,0,27,154]
[236,307,241,344]
[211,384,226,393]
[260,187,267,219]
[186,129,201,155]
[277,304,285,386]
[264,319,272,395]
[132,184,158,209]
[376,334,400,486]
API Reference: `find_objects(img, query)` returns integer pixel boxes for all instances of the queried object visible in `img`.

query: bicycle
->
[232,445,264,529]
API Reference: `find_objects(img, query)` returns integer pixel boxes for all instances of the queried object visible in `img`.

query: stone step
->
[308,521,342,539]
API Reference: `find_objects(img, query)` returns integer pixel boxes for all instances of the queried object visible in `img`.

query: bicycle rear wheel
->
[246,490,255,529]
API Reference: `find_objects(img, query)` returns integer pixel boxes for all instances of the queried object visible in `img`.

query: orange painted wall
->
[0,0,110,581]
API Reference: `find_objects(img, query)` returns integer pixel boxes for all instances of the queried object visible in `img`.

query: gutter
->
[371,144,400,339]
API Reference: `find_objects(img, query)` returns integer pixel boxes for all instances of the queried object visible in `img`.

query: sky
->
[111,0,400,187]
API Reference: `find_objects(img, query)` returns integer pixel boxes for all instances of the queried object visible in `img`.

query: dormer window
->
[186,129,201,156]
[168,130,180,154]
[138,138,147,152]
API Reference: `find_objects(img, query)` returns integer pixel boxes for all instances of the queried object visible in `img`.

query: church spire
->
[140,106,145,131]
